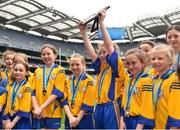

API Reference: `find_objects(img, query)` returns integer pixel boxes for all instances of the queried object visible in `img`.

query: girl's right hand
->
[69,116,79,128]
[79,22,87,33]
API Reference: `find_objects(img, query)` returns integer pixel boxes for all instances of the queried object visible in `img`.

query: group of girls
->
[79,9,180,129]
[0,44,96,129]
[0,8,179,130]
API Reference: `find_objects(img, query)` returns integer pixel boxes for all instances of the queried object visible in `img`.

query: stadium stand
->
[0,0,179,75]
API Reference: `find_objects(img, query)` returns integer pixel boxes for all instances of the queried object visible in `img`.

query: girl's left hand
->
[5,121,14,130]
[33,106,43,115]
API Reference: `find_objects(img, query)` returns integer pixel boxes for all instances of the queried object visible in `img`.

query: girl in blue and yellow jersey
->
[31,44,66,129]
[63,53,95,129]
[13,52,34,85]
[3,62,32,129]
[150,44,178,129]
[167,71,180,129]
[0,50,15,88]
[166,25,180,72]
[0,86,7,128]
[139,40,157,76]
[80,10,125,129]
[120,48,154,129]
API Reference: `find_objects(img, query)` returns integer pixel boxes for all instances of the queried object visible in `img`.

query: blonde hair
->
[69,53,86,72]
[125,48,146,65]
[41,43,58,55]
[14,53,28,63]
[152,44,174,65]
[2,50,16,61]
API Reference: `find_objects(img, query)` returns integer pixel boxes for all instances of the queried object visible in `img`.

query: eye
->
[174,34,179,39]
[167,35,172,40]
[151,57,155,61]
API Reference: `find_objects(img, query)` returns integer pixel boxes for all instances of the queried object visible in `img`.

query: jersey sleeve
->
[0,87,7,106]
[107,50,125,79]
[31,69,37,96]
[3,85,10,120]
[52,68,66,99]
[167,77,180,127]
[60,79,68,107]
[91,57,101,74]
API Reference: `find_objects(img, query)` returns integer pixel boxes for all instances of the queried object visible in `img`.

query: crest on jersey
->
[52,74,56,79]
[134,87,139,94]
[159,90,164,97]
[82,87,86,92]
[18,93,23,98]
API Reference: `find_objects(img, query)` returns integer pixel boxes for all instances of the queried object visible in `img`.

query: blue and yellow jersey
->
[167,74,180,127]
[122,73,153,117]
[0,68,12,87]
[153,70,176,129]
[3,80,31,119]
[92,51,125,104]
[0,87,7,107]
[31,64,66,118]
[64,73,95,116]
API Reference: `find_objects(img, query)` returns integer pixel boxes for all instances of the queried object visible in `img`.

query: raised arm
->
[79,22,97,62]
[98,10,114,55]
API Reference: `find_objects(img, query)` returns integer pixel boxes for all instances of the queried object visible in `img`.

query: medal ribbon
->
[152,69,174,111]
[71,73,85,105]
[43,64,55,94]
[98,66,109,100]
[11,79,27,110]
[126,72,143,113]
[152,79,163,111]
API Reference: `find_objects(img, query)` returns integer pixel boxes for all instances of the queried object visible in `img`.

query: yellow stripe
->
[113,100,120,129]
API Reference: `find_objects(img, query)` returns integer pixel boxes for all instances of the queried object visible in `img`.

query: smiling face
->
[151,50,171,74]
[5,53,15,70]
[97,45,108,62]
[166,29,180,54]
[41,47,57,67]
[70,57,84,77]
[13,63,28,82]
[125,54,144,77]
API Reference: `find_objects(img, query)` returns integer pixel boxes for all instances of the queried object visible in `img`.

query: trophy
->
[83,6,110,32]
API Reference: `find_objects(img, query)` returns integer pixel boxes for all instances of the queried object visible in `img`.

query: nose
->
[128,64,133,70]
